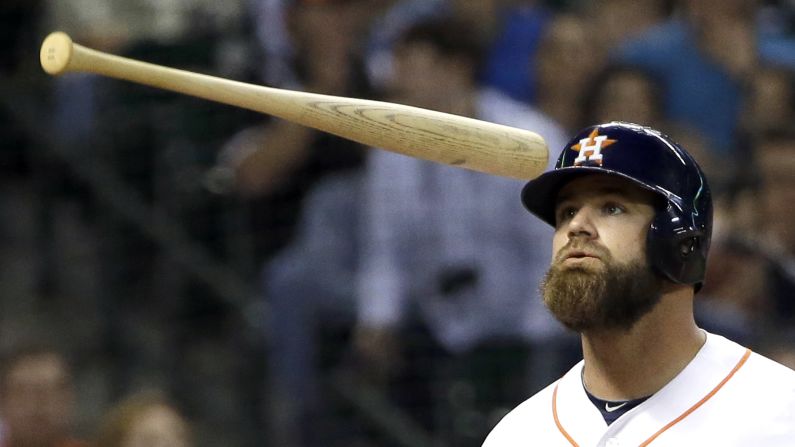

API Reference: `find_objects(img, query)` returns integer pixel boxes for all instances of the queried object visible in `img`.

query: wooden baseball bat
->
[40,32,548,179]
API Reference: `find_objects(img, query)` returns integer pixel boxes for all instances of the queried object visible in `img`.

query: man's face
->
[1,354,73,446]
[391,42,447,106]
[542,174,663,332]
[593,71,660,127]
[123,405,190,447]
[535,16,598,95]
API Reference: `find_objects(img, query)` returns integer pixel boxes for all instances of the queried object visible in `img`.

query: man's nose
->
[566,207,598,240]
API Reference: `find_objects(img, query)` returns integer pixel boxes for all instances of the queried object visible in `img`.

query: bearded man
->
[483,122,795,446]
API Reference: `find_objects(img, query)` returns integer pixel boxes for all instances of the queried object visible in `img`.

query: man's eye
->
[604,203,624,215]
[557,206,577,223]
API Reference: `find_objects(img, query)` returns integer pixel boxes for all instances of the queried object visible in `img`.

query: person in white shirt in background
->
[354,17,573,446]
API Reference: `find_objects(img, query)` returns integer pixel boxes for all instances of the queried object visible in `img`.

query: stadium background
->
[1,0,794,446]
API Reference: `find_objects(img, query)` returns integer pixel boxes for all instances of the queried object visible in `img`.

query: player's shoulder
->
[738,349,795,433]
[746,349,795,395]
[749,350,795,379]
[502,379,559,417]
[710,333,795,407]
[483,359,586,447]
[482,381,559,447]
[710,333,795,385]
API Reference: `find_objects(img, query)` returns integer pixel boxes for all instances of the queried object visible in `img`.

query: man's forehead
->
[555,174,656,204]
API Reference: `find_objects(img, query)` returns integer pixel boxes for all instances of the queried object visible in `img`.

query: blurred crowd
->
[1,0,794,446]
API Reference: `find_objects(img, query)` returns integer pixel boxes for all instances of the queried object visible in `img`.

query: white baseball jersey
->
[483,332,795,446]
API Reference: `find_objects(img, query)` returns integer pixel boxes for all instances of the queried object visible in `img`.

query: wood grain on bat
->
[40,31,548,179]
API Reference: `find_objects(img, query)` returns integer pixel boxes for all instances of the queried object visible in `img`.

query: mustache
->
[553,239,611,264]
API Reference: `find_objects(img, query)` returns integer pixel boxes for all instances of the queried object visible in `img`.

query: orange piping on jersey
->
[639,348,752,446]
[553,383,580,446]
[551,348,752,447]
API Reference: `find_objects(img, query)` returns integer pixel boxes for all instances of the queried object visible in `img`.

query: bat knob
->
[40,32,74,75]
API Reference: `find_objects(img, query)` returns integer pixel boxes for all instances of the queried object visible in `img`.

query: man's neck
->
[580,289,706,401]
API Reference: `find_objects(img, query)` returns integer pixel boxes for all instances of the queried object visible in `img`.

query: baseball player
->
[483,122,795,446]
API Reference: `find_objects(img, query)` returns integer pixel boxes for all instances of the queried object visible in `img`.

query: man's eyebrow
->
[556,186,629,205]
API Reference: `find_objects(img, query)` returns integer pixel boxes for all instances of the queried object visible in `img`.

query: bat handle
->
[40,32,76,75]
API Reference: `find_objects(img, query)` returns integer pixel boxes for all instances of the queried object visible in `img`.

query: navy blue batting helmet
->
[521,122,712,288]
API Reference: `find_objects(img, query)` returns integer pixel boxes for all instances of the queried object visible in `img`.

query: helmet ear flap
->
[679,237,698,257]
[647,204,708,286]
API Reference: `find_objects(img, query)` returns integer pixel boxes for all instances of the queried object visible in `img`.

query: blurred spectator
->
[1,0,47,190]
[1,0,47,256]
[81,7,265,446]
[579,0,671,52]
[579,63,727,190]
[614,0,795,156]
[533,14,602,132]
[0,346,86,447]
[740,65,795,139]
[249,0,393,89]
[221,2,383,445]
[480,1,554,103]
[93,391,191,447]
[46,0,247,48]
[45,0,251,155]
[354,17,571,446]
[0,0,44,74]
[364,0,523,89]
[696,192,767,345]
[751,128,795,325]
[582,64,665,127]
[363,0,555,102]
[758,329,795,371]
[363,0,446,89]
[219,0,378,255]
[261,171,364,446]
[696,126,795,344]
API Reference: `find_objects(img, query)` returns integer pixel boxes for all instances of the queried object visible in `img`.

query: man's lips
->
[555,248,605,265]
[564,250,600,260]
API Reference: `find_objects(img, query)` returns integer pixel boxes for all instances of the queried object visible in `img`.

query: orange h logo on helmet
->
[571,128,617,166]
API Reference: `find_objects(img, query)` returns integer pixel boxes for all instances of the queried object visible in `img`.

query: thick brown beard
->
[541,253,663,333]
